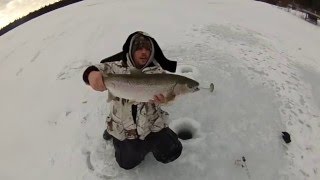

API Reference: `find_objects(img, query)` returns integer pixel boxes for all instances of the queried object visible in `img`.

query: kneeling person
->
[82,31,182,170]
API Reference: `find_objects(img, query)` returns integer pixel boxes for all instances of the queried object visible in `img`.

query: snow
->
[0,0,319,179]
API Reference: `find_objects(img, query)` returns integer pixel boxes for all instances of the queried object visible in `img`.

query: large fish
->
[103,72,200,103]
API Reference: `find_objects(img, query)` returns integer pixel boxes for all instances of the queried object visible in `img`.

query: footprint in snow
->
[57,61,91,80]
[16,68,23,76]
[82,140,119,178]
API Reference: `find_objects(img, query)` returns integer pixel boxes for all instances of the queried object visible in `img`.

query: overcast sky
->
[0,0,59,28]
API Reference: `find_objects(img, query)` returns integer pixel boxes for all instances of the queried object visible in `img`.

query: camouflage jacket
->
[92,59,169,140]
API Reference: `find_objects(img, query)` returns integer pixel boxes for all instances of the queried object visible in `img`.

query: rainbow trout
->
[103,73,200,103]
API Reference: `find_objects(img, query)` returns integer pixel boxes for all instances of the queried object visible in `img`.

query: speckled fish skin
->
[104,73,199,102]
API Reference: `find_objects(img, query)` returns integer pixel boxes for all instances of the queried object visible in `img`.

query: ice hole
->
[171,118,200,141]
[177,129,193,140]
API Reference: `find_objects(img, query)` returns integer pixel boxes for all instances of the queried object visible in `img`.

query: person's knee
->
[117,159,140,170]
[158,140,182,163]
[113,139,147,170]
[115,153,143,170]
[153,130,183,163]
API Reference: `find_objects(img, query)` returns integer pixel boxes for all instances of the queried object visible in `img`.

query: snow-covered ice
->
[0,0,319,180]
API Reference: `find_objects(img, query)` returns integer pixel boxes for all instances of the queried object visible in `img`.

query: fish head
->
[175,78,200,95]
[186,79,200,93]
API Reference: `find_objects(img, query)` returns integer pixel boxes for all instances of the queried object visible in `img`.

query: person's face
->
[133,48,151,68]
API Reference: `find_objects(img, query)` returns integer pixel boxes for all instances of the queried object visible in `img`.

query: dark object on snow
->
[103,129,112,141]
[210,83,214,92]
[301,9,320,25]
[177,129,193,140]
[282,131,291,144]
[234,156,251,178]
[100,31,177,73]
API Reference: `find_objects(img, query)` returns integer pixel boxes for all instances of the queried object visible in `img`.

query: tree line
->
[1,0,318,37]
[256,0,320,12]
[0,0,83,36]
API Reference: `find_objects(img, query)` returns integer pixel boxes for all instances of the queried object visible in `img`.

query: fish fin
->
[107,92,116,102]
[165,92,176,103]
[210,83,214,92]
[130,68,144,75]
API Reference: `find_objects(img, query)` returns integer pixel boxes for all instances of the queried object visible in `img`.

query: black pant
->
[112,127,182,170]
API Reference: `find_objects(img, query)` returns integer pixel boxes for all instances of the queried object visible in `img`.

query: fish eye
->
[187,84,193,88]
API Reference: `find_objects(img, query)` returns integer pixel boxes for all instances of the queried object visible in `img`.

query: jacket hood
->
[127,32,155,69]
[122,31,177,72]
[100,31,177,73]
